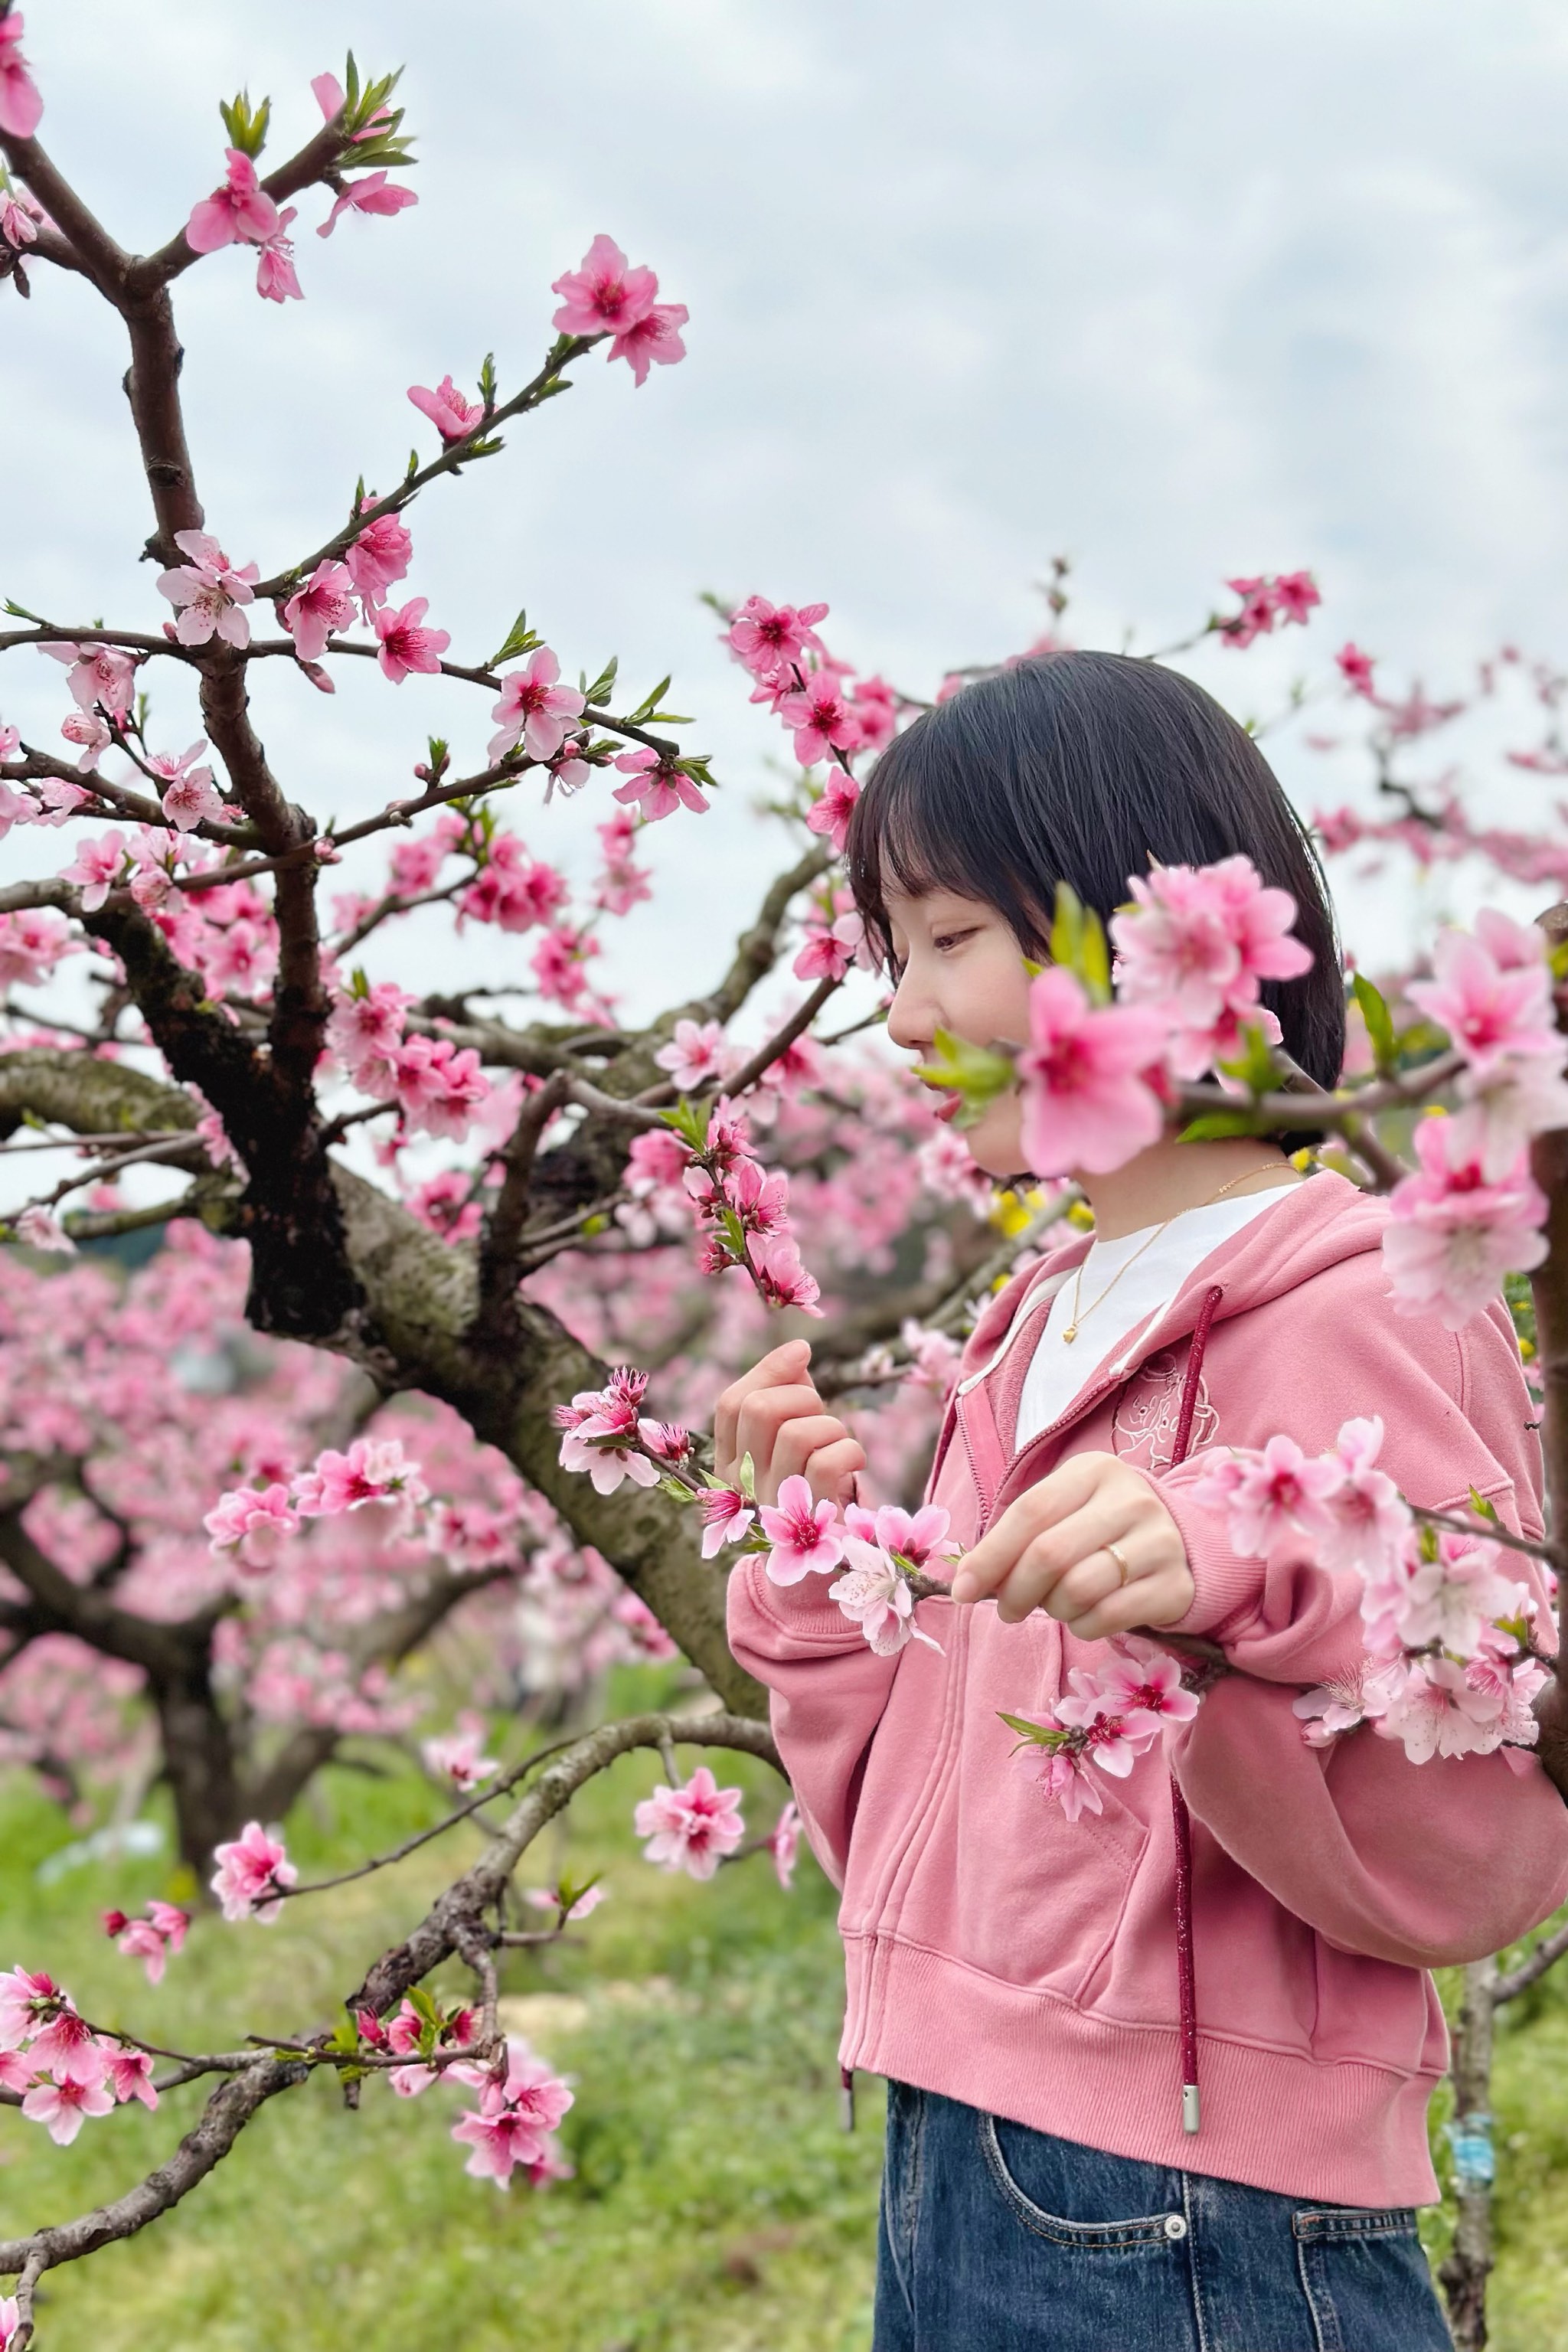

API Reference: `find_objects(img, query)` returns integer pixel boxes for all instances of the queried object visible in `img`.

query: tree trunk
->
[1439,1954,1499,2351]
[150,1661,247,1882]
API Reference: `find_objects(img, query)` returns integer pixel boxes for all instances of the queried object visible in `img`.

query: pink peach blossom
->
[255,207,302,301]
[318,172,418,236]
[345,501,413,605]
[21,2074,115,2145]
[159,755,226,831]
[698,1486,756,1557]
[60,828,126,912]
[633,1765,745,1879]
[407,375,485,441]
[422,1722,499,1790]
[551,234,658,338]
[296,1436,428,1517]
[1406,923,1560,1079]
[1383,1116,1548,1328]
[211,1819,296,1922]
[612,747,710,821]
[59,710,111,773]
[204,1481,300,1572]
[828,1547,942,1656]
[769,1800,802,1890]
[1016,967,1168,1177]
[778,674,861,767]
[42,639,137,716]
[374,596,451,684]
[746,1230,823,1313]
[609,300,688,386]
[805,767,861,853]
[1336,642,1377,695]
[654,1018,735,1093]
[488,648,585,764]
[726,596,829,682]
[186,148,280,253]
[283,560,357,662]
[1196,1433,1342,1559]
[757,1475,844,1585]
[156,529,259,648]
[104,2045,158,2108]
[450,2038,574,2184]
[15,1206,75,1254]
[0,11,43,139]
[28,1998,107,2087]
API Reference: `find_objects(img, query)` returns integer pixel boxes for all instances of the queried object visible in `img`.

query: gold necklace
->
[1059,1165,1292,1345]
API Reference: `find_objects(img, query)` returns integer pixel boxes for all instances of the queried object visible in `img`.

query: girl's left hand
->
[948,1452,1195,1638]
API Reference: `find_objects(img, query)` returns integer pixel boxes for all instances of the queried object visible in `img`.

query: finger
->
[733,1383,831,1494]
[800,1436,866,1511]
[989,1507,1148,1625]
[770,1413,858,1488]
[1063,1570,1197,1646]
[950,1465,1122,1605]
[712,1341,814,1476]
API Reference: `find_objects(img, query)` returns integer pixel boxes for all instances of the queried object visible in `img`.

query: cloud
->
[4,0,1566,1010]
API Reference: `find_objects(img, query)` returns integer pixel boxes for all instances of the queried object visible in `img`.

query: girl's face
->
[883,884,1034,1178]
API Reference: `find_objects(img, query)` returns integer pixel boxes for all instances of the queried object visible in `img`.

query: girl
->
[720,652,1568,2352]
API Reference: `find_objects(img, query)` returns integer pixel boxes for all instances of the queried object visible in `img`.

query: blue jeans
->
[874,2084,1452,2351]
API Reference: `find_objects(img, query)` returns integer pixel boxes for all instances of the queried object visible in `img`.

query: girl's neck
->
[1076,1137,1300,1242]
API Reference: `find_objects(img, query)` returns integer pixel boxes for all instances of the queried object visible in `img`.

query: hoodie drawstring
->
[1168,1282,1223,2135]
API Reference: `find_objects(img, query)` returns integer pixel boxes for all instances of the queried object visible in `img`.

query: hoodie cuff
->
[1142,1472,1267,1642]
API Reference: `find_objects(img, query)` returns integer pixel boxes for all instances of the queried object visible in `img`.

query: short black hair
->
[846,648,1344,1093]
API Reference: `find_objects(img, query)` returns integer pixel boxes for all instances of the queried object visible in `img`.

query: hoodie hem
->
[841,1931,1441,2209]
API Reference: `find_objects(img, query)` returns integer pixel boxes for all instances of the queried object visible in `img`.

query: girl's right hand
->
[712,1338,865,1511]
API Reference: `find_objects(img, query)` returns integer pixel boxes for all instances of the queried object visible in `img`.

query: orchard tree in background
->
[1,19,1566,2350]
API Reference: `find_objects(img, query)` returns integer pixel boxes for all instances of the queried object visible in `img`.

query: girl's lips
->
[933,1091,962,1124]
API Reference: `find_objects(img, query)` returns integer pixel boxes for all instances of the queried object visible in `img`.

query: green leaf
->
[218,90,271,158]
[626,677,673,727]
[658,1098,709,1151]
[642,710,694,727]
[996,1710,1054,1746]
[1215,1019,1282,1098]
[348,966,370,1000]
[1417,1522,1440,1563]
[478,352,498,410]
[580,1213,609,1239]
[583,656,619,707]
[1047,882,1111,1004]
[1350,972,1397,1073]
[2,598,46,623]
[1178,1111,1262,1142]
[913,1029,1015,1126]
[1466,1487,1501,1524]
[406,1986,443,2029]
[655,1473,695,1502]
[734,1451,757,1503]
[489,609,541,671]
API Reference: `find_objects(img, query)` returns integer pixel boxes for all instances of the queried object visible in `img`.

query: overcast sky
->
[5,0,1567,1034]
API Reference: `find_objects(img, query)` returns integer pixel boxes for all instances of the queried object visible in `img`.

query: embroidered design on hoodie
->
[1111,1348,1217,1469]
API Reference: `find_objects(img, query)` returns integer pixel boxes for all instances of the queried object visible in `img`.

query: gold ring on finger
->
[1105,1541,1131,1589]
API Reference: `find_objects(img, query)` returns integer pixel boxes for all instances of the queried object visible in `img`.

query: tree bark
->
[1439,1955,1499,2351]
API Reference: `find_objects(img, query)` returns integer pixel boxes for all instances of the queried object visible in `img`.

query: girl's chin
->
[963,1109,1027,1181]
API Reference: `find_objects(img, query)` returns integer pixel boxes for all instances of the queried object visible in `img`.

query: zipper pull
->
[839,2065,856,2133]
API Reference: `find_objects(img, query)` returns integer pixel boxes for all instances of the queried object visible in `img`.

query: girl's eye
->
[933,928,978,953]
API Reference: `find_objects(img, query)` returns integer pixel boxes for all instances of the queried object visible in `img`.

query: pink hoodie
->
[727,1173,1568,2207]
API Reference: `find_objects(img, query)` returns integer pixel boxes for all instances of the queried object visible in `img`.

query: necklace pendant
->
[1061,1325,1078,1344]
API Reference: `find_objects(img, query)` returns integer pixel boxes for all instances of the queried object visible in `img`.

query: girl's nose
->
[885,978,931,1055]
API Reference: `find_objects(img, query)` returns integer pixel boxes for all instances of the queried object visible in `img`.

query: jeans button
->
[1164,2213,1188,2240]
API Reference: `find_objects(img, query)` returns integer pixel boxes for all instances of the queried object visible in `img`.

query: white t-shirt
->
[1011,1182,1299,1452]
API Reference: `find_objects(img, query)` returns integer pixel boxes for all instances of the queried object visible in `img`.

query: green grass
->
[0,1668,884,2352]
[2,1670,1566,2350]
